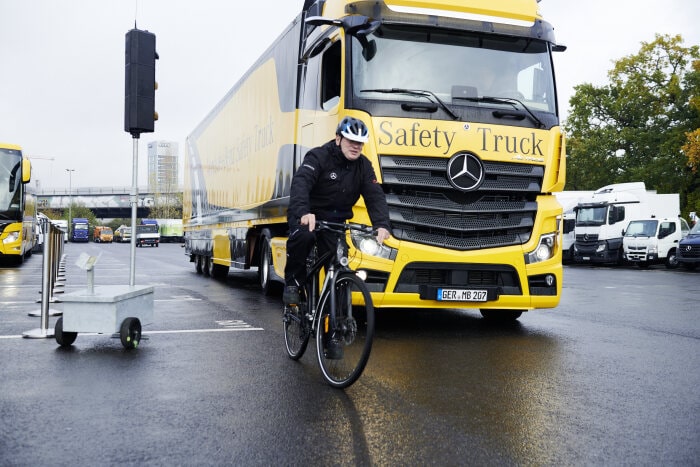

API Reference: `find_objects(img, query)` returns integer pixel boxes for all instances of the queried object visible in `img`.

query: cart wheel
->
[55,317,77,347]
[120,317,142,349]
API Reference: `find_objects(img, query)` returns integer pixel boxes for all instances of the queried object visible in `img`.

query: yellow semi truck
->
[184,0,567,320]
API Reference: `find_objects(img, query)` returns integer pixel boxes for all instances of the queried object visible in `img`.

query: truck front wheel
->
[259,235,281,296]
[665,249,679,269]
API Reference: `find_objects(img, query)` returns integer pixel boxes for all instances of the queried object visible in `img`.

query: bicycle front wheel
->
[315,273,375,388]
[284,303,310,360]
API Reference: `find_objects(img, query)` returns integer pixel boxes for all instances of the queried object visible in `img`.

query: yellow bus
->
[0,142,36,265]
[184,0,567,321]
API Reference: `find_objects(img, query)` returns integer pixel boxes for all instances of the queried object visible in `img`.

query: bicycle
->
[283,221,376,388]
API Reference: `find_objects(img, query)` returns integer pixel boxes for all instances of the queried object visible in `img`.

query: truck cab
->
[114,225,131,243]
[70,218,89,243]
[623,217,690,268]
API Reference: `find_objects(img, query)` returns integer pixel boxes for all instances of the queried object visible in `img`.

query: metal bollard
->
[24,219,65,338]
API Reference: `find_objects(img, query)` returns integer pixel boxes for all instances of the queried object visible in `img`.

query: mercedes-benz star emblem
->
[446,153,484,192]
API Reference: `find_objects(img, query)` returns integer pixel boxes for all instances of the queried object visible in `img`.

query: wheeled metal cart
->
[55,285,154,349]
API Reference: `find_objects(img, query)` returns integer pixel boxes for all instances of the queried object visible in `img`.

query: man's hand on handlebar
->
[375,227,390,244]
[300,213,316,232]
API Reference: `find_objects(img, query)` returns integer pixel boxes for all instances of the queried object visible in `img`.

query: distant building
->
[147,141,179,194]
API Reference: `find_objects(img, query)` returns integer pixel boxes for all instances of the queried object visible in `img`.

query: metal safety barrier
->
[23,218,67,339]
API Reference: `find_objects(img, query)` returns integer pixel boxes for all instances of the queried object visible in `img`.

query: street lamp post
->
[65,169,75,238]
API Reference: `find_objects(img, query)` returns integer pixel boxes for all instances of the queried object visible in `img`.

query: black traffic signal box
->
[124,29,158,136]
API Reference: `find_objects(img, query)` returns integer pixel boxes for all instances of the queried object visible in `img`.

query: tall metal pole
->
[65,169,75,238]
[129,137,139,286]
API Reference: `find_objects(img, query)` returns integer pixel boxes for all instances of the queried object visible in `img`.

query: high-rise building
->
[147,141,179,193]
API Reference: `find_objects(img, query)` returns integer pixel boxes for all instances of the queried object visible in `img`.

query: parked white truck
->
[623,217,690,268]
[573,182,680,264]
[554,191,594,264]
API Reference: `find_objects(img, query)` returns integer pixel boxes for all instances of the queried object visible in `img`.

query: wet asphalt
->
[1,242,698,465]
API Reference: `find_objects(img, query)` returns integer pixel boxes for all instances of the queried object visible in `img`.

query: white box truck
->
[623,217,690,268]
[573,182,680,264]
[554,191,594,264]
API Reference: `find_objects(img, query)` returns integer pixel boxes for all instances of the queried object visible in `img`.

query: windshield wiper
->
[361,88,459,120]
[454,95,545,129]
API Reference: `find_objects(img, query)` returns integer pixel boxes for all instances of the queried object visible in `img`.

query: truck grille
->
[380,155,542,251]
[679,244,700,259]
[575,233,599,252]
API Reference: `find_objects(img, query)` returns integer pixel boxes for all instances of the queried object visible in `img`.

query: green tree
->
[565,34,700,215]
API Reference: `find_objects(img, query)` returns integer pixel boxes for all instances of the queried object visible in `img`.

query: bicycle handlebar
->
[314,220,375,235]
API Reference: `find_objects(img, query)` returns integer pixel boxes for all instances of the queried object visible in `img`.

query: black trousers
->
[284,224,344,288]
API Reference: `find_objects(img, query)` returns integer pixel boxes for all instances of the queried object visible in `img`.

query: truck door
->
[658,221,677,256]
[298,36,342,166]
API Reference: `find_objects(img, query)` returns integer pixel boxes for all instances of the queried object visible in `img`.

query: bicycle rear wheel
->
[315,273,375,388]
[284,302,310,360]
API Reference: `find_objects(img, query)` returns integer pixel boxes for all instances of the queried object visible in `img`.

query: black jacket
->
[288,140,391,230]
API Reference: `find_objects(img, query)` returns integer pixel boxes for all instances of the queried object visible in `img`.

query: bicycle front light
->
[525,232,557,264]
[351,231,397,260]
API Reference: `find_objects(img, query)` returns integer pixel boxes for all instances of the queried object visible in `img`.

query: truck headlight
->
[525,233,557,264]
[596,243,606,253]
[2,231,20,244]
[351,231,397,260]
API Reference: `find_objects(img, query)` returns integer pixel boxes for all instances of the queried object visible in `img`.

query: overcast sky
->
[1,1,698,190]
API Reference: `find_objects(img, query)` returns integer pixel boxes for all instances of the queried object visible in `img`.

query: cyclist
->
[283,117,391,308]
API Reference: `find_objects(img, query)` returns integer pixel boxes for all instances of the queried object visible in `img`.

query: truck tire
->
[259,235,281,296]
[202,256,211,276]
[665,249,679,269]
[209,257,229,279]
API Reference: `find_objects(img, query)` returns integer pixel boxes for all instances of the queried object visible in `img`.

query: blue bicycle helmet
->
[336,117,369,143]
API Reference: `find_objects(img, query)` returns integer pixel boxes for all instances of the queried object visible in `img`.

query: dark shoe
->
[324,338,344,360]
[283,286,300,306]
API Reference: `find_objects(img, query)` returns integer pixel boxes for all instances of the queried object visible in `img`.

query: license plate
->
[437,288,488,302]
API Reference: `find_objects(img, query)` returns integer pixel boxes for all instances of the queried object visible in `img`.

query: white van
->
[623,217,690,268]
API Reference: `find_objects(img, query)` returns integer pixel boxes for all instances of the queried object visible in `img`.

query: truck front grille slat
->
[380,155,543,251]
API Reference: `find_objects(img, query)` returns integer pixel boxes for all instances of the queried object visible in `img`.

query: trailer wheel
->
[120,318,141,349]
[202,256,211,276]
[209,258,229,279]
[195,255,203,274]
[55,317,77,347]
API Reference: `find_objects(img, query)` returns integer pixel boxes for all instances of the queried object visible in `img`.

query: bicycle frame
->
[304,233,347,336]
[283,220,376,388]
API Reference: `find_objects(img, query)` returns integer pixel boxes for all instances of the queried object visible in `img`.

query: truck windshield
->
[74,223,88,230]
[0,149,22,220]
[576,206,607,226]
[351,25,556,115]
[625,220,657,237]
[137,225,158,233]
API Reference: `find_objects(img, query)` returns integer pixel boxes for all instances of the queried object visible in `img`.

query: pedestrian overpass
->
[35,186,181,219]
